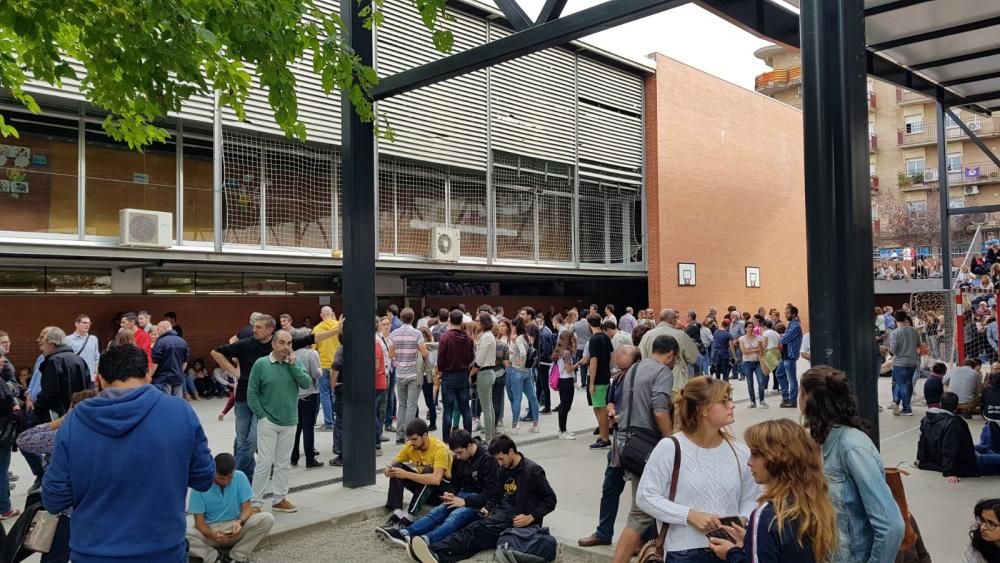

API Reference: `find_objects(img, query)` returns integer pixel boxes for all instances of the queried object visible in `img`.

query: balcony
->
[897,118,1000,147]
[897,171,927,190]
[868,91,877,111]
[754,65,802,93]
[896,87,929,105]
[871,175,879,191]
[923,161,1000,187]
[869,132,878,153]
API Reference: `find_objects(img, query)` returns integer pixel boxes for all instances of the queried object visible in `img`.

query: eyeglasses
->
[978,518,1000,531]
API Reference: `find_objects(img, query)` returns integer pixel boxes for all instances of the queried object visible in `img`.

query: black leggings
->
[493,373,506,425]
[557,378,575,432]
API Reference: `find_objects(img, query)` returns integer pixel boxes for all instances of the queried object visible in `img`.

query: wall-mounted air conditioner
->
[119,209,173,248]
[966,185,980,195]
[431,227,461,262]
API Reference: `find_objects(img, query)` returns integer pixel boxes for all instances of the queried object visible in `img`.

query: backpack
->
[494,526,557,563]
[548,362,560,391]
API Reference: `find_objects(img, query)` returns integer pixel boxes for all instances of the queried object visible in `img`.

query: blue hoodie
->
[42,384,215,563]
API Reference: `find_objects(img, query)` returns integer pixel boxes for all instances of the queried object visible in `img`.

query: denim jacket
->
[822,426,905,563]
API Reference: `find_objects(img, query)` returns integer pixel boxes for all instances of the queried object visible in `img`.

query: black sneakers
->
[409,535,439,563]
[375,525,408,547]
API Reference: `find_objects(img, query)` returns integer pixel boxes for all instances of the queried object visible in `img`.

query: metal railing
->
[898,118,1000,147]
[869,132,878,153]
[896,88,928,104]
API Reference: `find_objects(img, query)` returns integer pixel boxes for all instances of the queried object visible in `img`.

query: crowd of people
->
[0,299,999,562]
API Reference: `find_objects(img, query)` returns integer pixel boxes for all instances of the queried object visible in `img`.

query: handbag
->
[0,418,18,449]
[548,362,560,391]
[22,510,59,553]
[618,364,660,476]
[884,466,918,552]
[636,436,681,563]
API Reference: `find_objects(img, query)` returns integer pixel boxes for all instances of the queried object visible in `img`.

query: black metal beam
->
[954,90,1000,106]
[949,204,1000,216]
[946,108,1000,171]
[372,0,691,101]
[937,103,951,290]
[864,0,934,18]
[940,70,1000,88]
[910,46,1000,71]
[341,0,377,488]
[537,0,569,23]
[494,0,534,31]
[869,15,1000,52]
[800,0,879,441]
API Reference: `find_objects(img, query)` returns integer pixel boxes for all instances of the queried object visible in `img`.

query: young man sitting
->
[376,429,498,547]
[408,434,557,563]
[187,453,275,563]
[923,362,946,409]
[915,392,978,483]
[384,418,453,528]
[945,359,986,416]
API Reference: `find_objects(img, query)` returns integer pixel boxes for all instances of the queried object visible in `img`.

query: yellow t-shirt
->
[393,435,453,479]
[313,319,341,369]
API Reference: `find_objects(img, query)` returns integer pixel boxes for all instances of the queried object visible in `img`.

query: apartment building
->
[754,44,1000,256]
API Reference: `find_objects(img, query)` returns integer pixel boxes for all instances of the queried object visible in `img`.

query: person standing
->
[618,307,637,336]
[534,314,556,414]
[121,313,152,367]
[737,320,768,409]
[247,329,313,513]
[587,314,614,449]
[799,366,905,562]
[390,308,429,445]
[42,344,215,563]
[573,309,593,389]
[890,309,920,416]
[67,314,100,383]
[473,313,498,441]
[290,329,323,469]
[164,311,184,337]
[604,305,618,327]
[639,309,700,391]
[710,318,734,381]
[509,318,541,435]
[437,310,475,441]
[149,320,189,397]
[312,306,342,432]
[36,327,91,423]
[137,310,154,334]
[553,331,582,440]
[0,348,18,520]
[778,305,803,408]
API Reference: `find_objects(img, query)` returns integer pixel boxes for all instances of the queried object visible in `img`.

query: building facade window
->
[0,268,110,294]
[906,158,925,178]
[182,133,214,243]
[947,153,962,172]
[907,200,928,213]
[144,270,340,295]
[904,116,924,134]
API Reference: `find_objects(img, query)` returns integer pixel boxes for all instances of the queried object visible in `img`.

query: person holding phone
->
[187,453,275,563]
[708,419,837,562]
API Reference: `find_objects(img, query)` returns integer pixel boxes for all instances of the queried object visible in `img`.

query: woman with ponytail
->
[800,366,905,563]
[709,419,837,562]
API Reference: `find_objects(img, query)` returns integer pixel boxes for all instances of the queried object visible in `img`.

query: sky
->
[491,0,782,90]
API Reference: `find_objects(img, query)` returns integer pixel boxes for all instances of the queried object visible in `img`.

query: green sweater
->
[247,354,312,426]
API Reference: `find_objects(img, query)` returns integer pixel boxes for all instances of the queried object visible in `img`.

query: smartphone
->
[705,516,745,542]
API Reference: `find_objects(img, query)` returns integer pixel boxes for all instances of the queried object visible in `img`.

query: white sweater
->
[636,433,761,552]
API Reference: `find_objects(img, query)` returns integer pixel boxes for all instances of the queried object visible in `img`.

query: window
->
[945,112,960,129]
[182,133,214,243]
[46,269,111,293]
[144,270,341,295]
[906,158,925,177]
[0,269,44,293]
[905,116,924,134]
[947,153,962,172]
[908,200,928,213]
[950,196,966,209]
[871,204,879,220]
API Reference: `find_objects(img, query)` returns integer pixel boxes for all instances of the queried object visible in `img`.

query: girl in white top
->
[636,376,760,562]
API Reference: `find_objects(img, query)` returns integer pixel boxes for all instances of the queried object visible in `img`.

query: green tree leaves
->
[0,0,454,148]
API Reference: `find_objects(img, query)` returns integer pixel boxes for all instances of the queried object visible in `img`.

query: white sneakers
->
[558,432,576,440]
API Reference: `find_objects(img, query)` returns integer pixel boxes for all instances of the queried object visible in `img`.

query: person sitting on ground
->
[42,344,215,563]
[187,453,275,563]
[916,392,979,483]
[408,434,557,563]
[383,418,453,529]
[964,498,1000,562]
[924,362,947,409]
[946,360,986,415]
[377,429,498,548]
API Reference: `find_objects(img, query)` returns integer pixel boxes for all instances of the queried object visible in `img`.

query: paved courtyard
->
[9,366,997,561]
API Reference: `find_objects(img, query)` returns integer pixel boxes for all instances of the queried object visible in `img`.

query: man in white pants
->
[389,307,429,445]
[247,330,312,513]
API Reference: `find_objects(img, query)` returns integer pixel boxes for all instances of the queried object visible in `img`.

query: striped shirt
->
[390,325,423,378]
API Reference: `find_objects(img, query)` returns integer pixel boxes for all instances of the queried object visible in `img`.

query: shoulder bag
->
[636,435,681,563]
[618,364,661,476]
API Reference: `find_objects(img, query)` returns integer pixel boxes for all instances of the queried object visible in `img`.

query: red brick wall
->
[0,295,342,369]
[646,55,809,327]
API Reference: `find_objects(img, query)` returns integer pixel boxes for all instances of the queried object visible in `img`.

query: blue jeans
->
[596,450,626,542]
[386,369,397,429]
[976,446,1000,475]
[319,369,334,426]
[405,493,478,544]
[234,401,258,481]
[0,445,10,513]
[666,549,718,563]
[741,360,767,403]
[695,354,710,375]
[892,365,916,413]
[509,367,540,426]
[422,379,437,426]
[375,389,387,447]
[780,358,798,403]
[441,374,473,440]
[182,374,198,396]
[154,382,184,397]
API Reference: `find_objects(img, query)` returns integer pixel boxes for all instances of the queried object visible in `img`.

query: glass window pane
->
[243,273,287,295]
[0,115,79,235]
[46,269,111,293]
[222,132,262,246]
[394,162,445,257]
[287,274,341,294]
[450,170,487,259]
[0,269,44,293]
[85,126,176,238]
[183,135,214,243]
[145,271,195,294]
[195,272,242,294]
[263,145,335,250]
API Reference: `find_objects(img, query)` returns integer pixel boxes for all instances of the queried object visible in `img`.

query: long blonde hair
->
[672,376,733,437]
[743,419,837,562]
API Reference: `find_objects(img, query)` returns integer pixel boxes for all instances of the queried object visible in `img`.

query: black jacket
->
[484,456,557,525]
[916,409,978,477]
[36,345,91,422]
[446,441,499,510]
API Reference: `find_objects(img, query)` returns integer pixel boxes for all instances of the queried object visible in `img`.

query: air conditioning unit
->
[119,209,173,248]
[924,169,938,182]
[431,226,461,262]
[966,185,980,195]
[969,121,983,131]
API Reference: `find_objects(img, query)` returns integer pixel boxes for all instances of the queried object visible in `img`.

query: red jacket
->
[375,336,387,391]
[134,328,152,367]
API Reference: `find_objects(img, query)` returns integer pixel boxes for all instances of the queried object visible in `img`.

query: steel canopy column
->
[341,0,377,487]
[800,0,879,441]
[937,103,951,290]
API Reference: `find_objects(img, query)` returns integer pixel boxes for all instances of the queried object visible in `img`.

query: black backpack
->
[494,526,557,563]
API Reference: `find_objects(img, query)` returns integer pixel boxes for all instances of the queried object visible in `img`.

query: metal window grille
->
[449,170,488,258]
[493,150,573,262]
[579,163,642,265]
